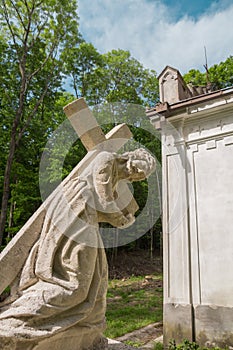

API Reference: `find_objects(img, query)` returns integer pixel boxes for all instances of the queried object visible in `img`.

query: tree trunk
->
[8,195,16,239]
[0,74,26,246]
[150,227,153,261]
[0,133,17,246]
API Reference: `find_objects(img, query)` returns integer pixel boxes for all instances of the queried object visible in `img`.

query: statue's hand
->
[118,213,135,229]
[97,206,135,228]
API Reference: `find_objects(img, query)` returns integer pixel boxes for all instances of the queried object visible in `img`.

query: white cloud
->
[78,0,233,75]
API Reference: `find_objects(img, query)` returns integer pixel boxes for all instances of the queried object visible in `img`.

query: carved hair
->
[121,148,156,177]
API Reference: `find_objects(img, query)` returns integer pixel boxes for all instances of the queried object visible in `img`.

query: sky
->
[77,0,233,75]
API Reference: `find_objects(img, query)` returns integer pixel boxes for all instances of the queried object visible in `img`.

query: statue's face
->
[127,159,147,181]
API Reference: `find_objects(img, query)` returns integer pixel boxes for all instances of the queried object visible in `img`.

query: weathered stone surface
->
[0,98,156,350]
[0,329,108,350]
[163,303,193,345]
[158,66,192,104]
[0,99,135,296]
[64,98,106,151]
[195,305,233,348]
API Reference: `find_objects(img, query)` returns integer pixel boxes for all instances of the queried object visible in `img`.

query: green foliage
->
[1,0,79,47]
[168,339,230,350]
[67,47,159,107]
[183,56,233,90]
[183,69,206,86]
[208,56,233,89]
[169,339,199,350]
[154,343,164,350]
[0,0,80,244]
[125,339,143,348]
[101,49,159,106]
[65,42,104,99]
[1,91,71,242]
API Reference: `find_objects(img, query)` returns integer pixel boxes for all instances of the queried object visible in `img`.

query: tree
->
[67,47,159,107]
[3,92,76,243]
[65,42,104,99]
[208,56,233,89]
[0,0,80,245]
[183,68,206,86]
[183,56,233,90]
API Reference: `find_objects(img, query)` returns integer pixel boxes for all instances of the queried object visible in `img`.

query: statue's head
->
[121,148,156,182]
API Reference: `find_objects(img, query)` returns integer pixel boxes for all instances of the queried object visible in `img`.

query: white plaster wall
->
[163,139,191,305]
[190,139,233,306]
[163,101,233,309]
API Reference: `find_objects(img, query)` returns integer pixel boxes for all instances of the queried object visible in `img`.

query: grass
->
[154,343,164,350]
[125,339,145,348]
[104,276,231,350]
[104,274,163,339]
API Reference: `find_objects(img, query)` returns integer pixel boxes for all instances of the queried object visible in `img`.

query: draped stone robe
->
[0,151,130,350]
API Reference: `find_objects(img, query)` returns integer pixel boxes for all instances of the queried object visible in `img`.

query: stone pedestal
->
[0,332,107,350]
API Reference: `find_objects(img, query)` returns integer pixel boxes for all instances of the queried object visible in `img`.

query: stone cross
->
[0,98,138,295]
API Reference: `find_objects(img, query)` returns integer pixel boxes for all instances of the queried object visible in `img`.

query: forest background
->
[1,0,233,263]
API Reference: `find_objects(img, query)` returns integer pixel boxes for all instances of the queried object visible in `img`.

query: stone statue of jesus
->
[0,148,155,350]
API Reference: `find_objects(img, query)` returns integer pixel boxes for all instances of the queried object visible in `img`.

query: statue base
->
[0,334,108,350]
[0,319,108,350]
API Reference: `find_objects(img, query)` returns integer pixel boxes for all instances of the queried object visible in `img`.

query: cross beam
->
[63,98,139,219]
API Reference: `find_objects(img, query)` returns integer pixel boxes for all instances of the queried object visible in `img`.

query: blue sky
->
[157,0,223,19]
[77,0,233,75]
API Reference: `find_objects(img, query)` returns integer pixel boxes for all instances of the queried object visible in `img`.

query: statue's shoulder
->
[94,151,116,164]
